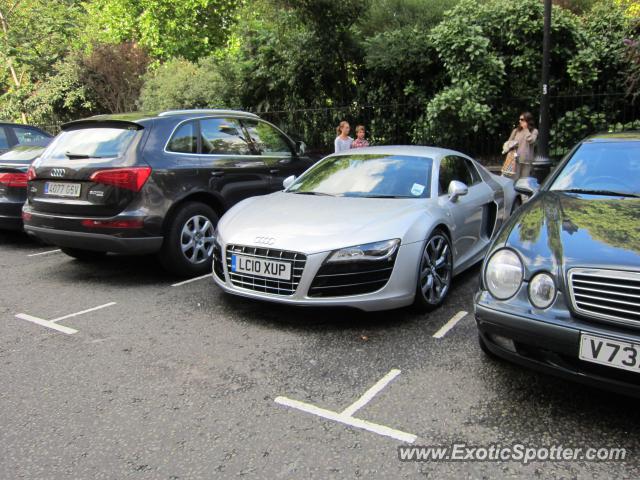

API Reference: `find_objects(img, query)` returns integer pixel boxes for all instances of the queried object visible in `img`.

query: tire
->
[61,247,107,261]
[413,229,453,312]
[159,202,219,277]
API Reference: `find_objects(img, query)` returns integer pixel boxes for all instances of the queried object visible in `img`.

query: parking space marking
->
[14,314,78,335]
[433,310,468,339]
[27,249,61,257]
[341,368,401,417]
[171,274,211,287]
[49,302,117,322]
[14,302,116,335]
[275,369,417,443]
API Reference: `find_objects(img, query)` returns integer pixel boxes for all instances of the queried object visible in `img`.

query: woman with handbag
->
[501,112,538,180]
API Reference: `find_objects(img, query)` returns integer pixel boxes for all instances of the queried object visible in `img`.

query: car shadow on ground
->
[217,263,482,332]
[475,354,640,440]
[0,230,48,251]
[41,252,180,287]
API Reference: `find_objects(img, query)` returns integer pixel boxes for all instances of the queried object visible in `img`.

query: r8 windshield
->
[287,154,433,198]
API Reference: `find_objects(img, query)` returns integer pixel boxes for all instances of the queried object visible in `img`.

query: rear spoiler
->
[61,119,145,131]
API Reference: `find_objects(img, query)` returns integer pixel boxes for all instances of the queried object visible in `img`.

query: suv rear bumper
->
[24,225,163,254]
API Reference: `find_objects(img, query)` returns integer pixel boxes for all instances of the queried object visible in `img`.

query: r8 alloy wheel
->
[413,230,453,312]
[159,202,219,277]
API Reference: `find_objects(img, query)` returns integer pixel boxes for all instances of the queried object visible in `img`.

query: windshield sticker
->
[411,183,425,196]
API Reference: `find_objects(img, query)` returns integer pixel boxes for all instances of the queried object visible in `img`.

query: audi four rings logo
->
[50,168,66,177]
[255,236,276,245]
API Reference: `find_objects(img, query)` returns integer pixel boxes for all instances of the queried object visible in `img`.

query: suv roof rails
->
[158,109,260,119]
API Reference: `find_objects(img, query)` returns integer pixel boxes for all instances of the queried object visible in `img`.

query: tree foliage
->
[83,0,241,61]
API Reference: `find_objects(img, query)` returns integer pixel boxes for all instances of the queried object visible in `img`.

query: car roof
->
[0,122,52,135]
[328,145,472,160]
[64,109,260,129]
[583,131,640,142]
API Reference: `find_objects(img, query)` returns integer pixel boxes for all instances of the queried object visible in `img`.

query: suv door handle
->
[269,169,280,174]
[210,170,224,177]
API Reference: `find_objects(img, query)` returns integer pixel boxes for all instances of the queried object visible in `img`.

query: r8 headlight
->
[528,272,556,309]
[484,249,523,300]
[327,239,400,263]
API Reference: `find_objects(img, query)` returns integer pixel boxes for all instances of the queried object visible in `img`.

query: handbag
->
[501,150,517,177]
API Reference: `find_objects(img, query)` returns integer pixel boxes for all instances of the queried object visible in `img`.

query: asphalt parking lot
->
[1,230,639,479]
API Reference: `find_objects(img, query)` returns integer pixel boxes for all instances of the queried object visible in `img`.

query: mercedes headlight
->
[528,272,556,309]
[484,249,523,300]
[327,239,400,263]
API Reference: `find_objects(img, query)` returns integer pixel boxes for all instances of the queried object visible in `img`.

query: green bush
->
[139,57,241,111]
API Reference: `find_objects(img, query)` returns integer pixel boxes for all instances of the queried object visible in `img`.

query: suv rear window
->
[47,127,139,160]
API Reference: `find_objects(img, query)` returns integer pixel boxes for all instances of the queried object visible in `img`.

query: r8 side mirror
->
[283,175,296,190]
[515,177,540,197]
[448,180,468,202]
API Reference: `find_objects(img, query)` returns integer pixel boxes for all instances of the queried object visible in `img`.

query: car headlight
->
[484,249,523,300]
[528,272,556,309]
[327,239,400,263]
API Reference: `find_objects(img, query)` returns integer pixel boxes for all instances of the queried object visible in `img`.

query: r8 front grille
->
[225,244,306,296]
[308,254,397,297]
[568,268,640,328]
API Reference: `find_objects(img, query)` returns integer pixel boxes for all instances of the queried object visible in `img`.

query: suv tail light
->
[81,219,144,229]
[89,167,152,192]
[0,172,28,188]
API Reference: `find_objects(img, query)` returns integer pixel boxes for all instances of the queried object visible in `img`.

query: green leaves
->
[82,0,241,61]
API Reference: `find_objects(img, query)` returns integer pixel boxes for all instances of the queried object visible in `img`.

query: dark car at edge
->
[22,109,313,276]
[0,122,52,155]
[0,143,50,230]
[475,132,640,398]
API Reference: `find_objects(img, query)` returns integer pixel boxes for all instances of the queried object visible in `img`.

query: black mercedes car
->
[475,132,640,397]
[22,110,313,276]
[0,143,49,230]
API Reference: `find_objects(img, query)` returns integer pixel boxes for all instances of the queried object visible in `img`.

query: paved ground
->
[1,230,638,479]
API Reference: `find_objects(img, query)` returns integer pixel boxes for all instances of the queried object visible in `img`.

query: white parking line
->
[27,249,61,257]
[341,368,401,417]
[171,274,211,287]
[15,302,116,335]
[15,314,78,335]
[274,369,417,443]
[50,302,117,322]
[433,311,468,339]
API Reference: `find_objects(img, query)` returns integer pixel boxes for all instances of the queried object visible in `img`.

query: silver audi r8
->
[212,146,517,311]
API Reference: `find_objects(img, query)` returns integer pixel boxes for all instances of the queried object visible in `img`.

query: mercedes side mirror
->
[295,141,306,156]
[283,175,296,190]
[448,180,468,202]
[515,177,540,197]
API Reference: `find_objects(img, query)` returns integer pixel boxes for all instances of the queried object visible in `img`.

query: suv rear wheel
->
[159,202,219,277]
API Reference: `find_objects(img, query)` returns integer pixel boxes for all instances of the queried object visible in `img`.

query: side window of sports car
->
[463,158,482,185]
[439,156,474,195]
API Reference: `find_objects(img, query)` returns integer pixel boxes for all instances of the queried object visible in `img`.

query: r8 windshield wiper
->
[559,188,640,198]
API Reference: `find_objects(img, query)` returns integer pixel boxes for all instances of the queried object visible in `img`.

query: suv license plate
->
[579,333,640,373]
[45,182,81,197]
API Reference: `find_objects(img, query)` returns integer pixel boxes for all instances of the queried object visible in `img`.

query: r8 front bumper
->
[475,289,640,398]
[212,240,423,312]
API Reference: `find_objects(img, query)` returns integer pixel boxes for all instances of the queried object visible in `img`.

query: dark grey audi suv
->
[23,109,313,276]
